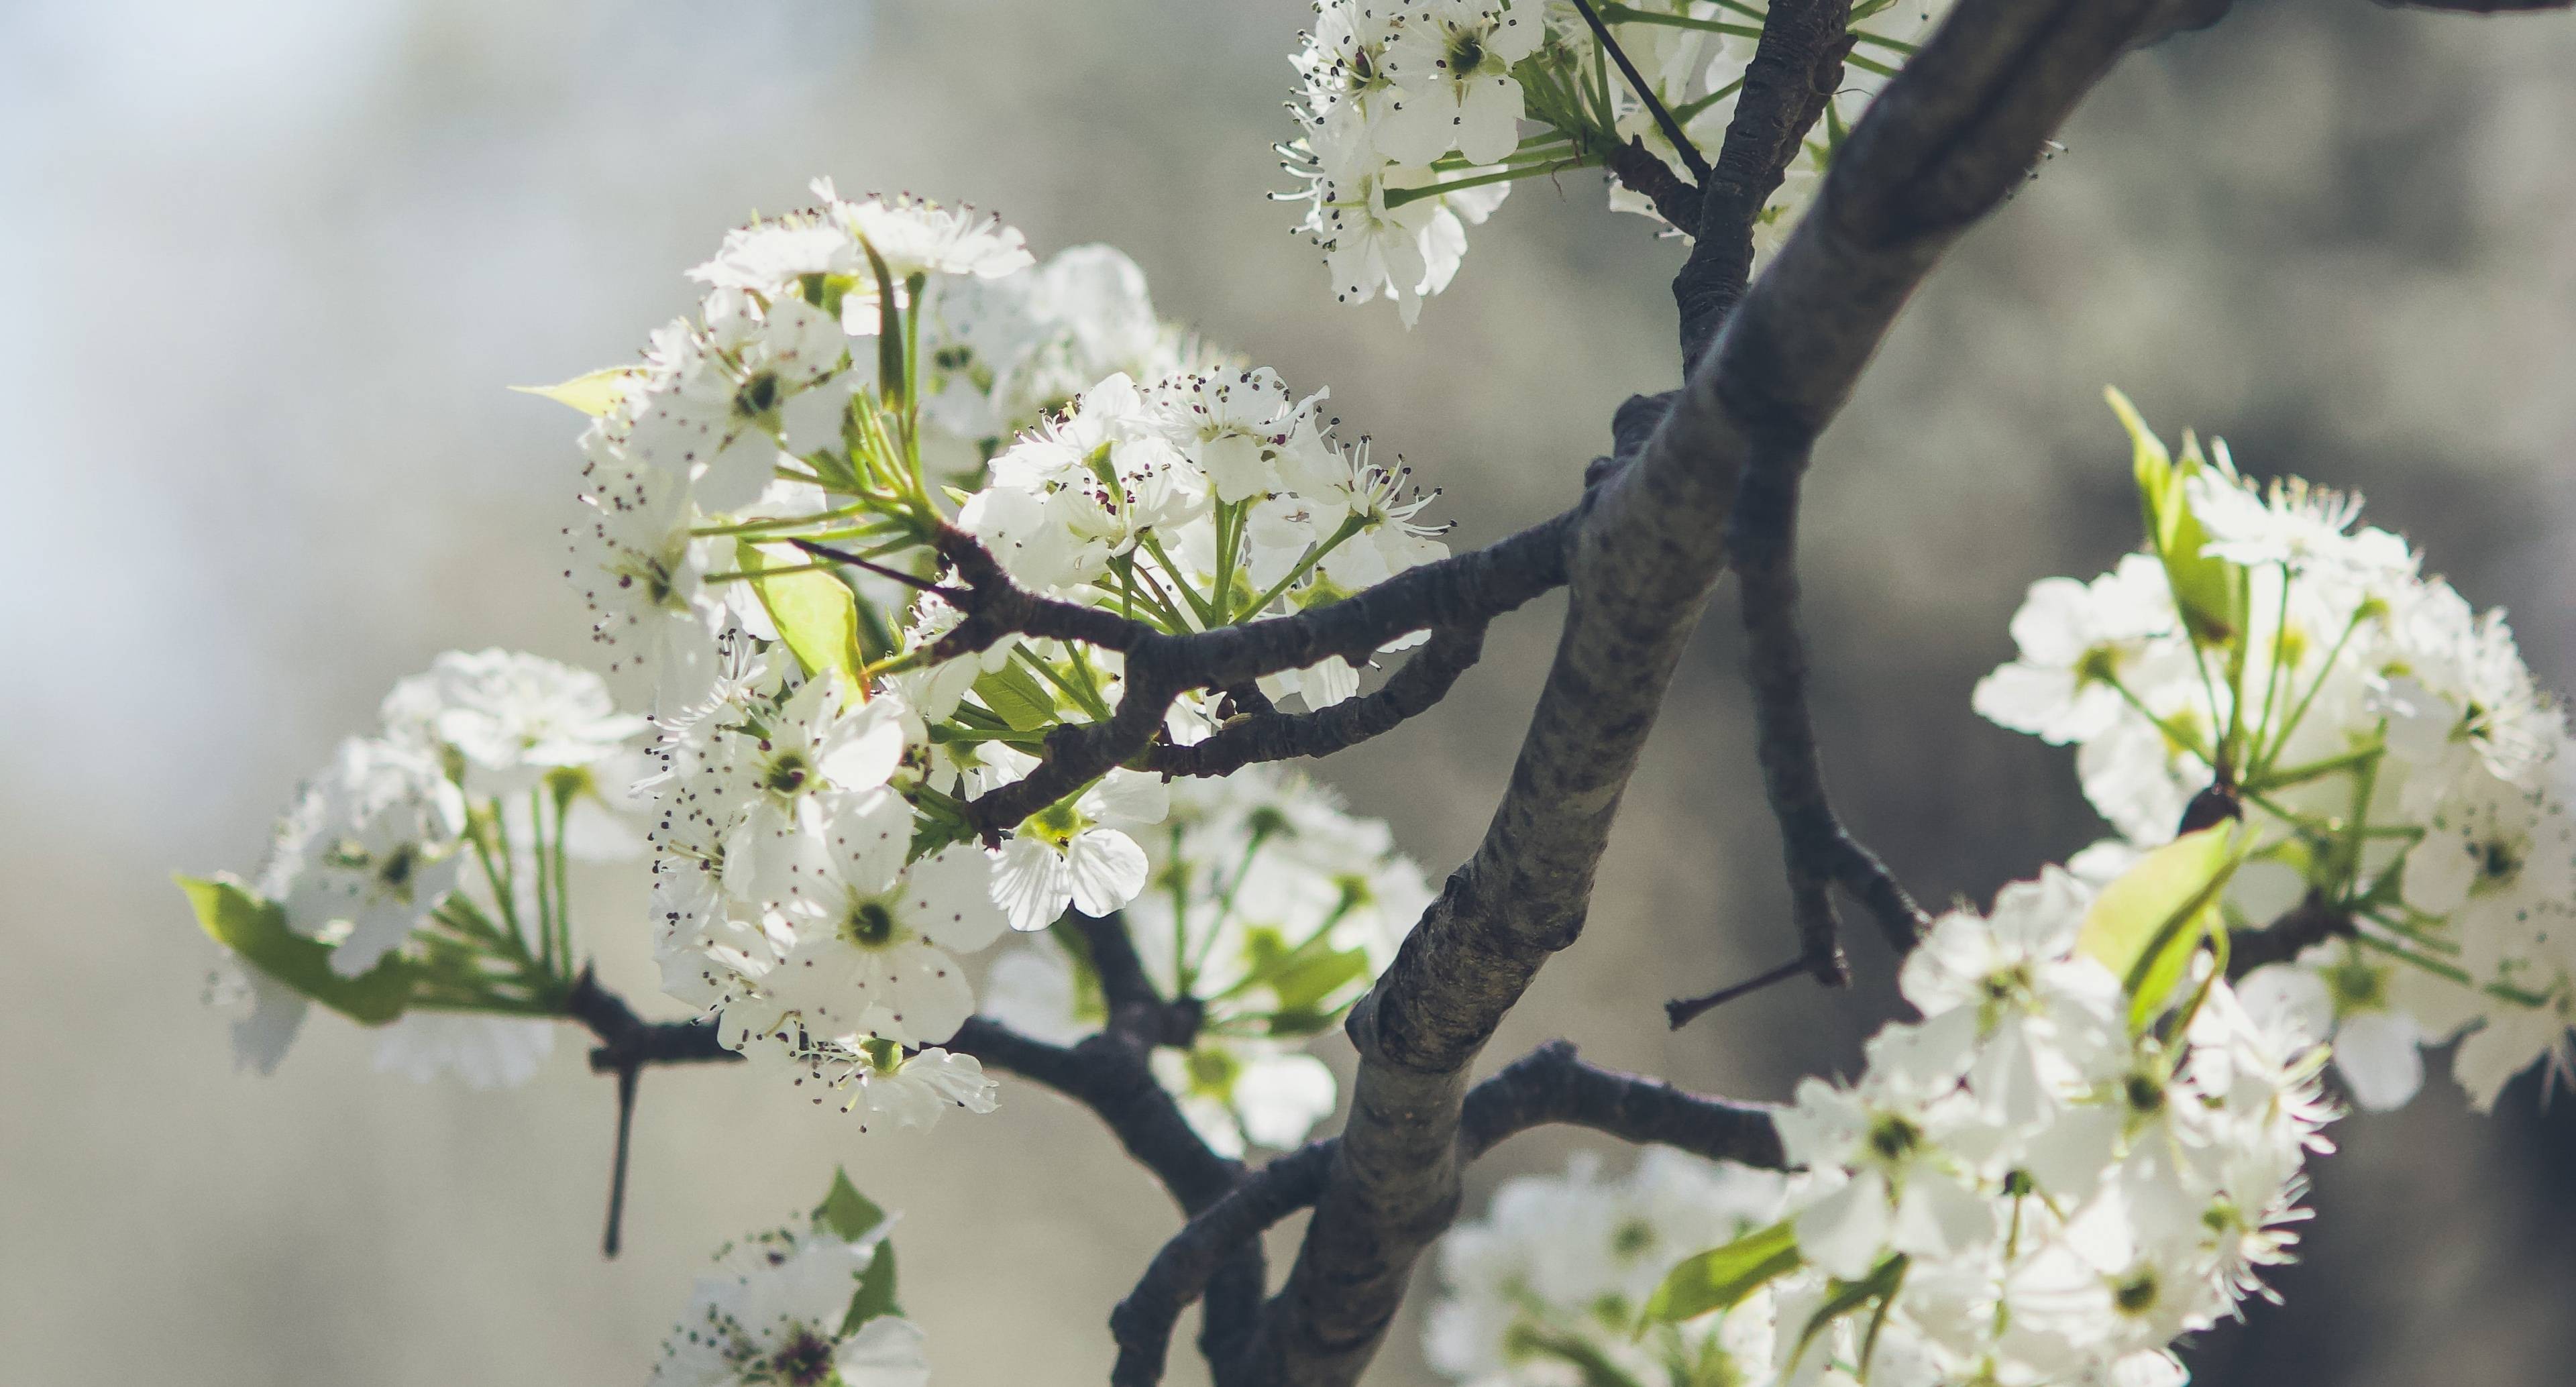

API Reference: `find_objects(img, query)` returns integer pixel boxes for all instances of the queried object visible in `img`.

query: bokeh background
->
[5,0,2573,1382]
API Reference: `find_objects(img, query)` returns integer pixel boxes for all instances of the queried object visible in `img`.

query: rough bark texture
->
[1238,3,2205,1382]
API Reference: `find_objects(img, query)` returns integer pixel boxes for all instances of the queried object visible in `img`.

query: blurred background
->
[4,0,2573,1382]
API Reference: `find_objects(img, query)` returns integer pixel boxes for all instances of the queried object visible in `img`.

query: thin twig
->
[1664,954,1813,1029]
[1570,0,1713,181]
[789,537,955,594]
[1142,622,1489,779]
[1730,433,1929,975]
[603,1063,639,1258]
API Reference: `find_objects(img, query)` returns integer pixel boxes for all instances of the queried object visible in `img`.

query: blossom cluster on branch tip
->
[545,183,1446,1128]
[1976,391,2576,1113]
[1433,864,2335,1387]
[650,1170,928,1387]
[192,650,651,1085]
[984,764,1430,1154]
[1277,0,1958,323]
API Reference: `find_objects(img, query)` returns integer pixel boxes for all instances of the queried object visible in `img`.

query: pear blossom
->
[649,1206,928,1387]
[259,736,468,977]
[378,648,647,795]
[989,765,1169,932]
[1375,0,1544,168]
[1980,396,2576,1117]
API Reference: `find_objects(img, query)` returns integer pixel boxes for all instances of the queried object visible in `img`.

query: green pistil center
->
[763,750,812,795]
[841,899,901,950]
[1866,1113,1921,1164]
[735,370,782,419]
[2112,1266,2160,1316]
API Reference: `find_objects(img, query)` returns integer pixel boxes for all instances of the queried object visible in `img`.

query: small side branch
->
[1673,0,1852,367]
[1143,623,1489,779]
[1111,1142,1338,1387]
[1571,0,1713,181]
[1112,1044,1783,1387]
[928,517,1570,838]
[1456,1040,1786,1165]
[2226,897,2356,979]
[2378,0,2568,10]
[1729,436,1928,981]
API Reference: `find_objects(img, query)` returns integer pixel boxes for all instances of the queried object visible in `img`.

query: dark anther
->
[2178,783,2243,835]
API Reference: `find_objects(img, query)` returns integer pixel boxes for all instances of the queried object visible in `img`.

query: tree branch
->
[947,1015,1267,1368]
[2377,0,2569,10]
[928,516,1570,838]
[1242,2,2193,1382]
[1454,1040,1785,1164]
[1572,0,1712,181]
[1114,1042,1784,1387]
[1730,433,1929,982]
[1674,0,1851,369]
[1142,623,1489,779]
[2226,897,2356,979]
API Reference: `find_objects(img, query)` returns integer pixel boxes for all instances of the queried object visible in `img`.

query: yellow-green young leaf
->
[2106,388,2242,645]
[841,1242,902,1333]
[740,542,865,683]
[1640,1220,1802,1328]
[509,366,639,417]
[1240,925,1373,1017]
[176,875,413,1025]
[971,662,1059,732]
[2074,825,2241,1028]
[814,1167,889,1243]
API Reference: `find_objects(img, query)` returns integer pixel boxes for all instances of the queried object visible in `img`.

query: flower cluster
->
[1425,1149,1787,1387]
[953,366,1450,707]
[539,181,1448,1123]
[1277,1,1956,321]
[1594,1,1957,252]
[1441,859,2334,1387]
[1975,392,2576,1112]
[650,1170,927,1387]
[982,765,1431,1154]
[916,243,1202,467]
[191,649,649,1086]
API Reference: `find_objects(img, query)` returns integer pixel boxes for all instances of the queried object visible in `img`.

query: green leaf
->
[814,1167,889,1243]
[2109,387,2243,646]
[971,661,1059,732]
[177,875,413,1024]
[2074,824,2242,1029]
[739,541,865,683]
[1240,926,1373,1017]
[841,1241,902,1333]
[509,367,637,416]
[1640,1220,1802,1327]
[1790,1255,1909,1377]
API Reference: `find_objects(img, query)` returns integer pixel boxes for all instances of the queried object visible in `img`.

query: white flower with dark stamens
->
[989,765,1171,932]
[378,649,647,795]
[568,440,725,712]
[2186,467,2416,588]
[820,180,1035,286]
[722,674,906,910]
[1973,553,2182,746]
[649,1220,924,1387]
[258,737,468,977]
[1309,439,1452,588]
[772,840,1006,1046]
[1898,867,2125,1123]
[1374,0,1542,167]
[790,1038,1002,1131]
[627,296,851,512]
